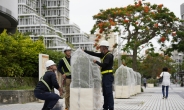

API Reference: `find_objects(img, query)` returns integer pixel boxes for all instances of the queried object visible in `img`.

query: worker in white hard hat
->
[58,46,72,110]
[84,40,114,110]
[34,60,63,110]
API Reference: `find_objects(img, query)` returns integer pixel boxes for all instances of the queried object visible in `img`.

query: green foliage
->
[66,42,74,48]
[121,55,133,67]
[137,53,175,78]
[92,1,182,70]
[165,27,184,56]
[147,78,158,86]
[43,49,65,64]
[0,30,66,77]
[0,77,37,90]
[113,59,118,73]
[141,87,144,92]
[0,30,45,77]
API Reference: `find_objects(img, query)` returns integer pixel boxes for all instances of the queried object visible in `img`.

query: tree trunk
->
[132,46,138,71]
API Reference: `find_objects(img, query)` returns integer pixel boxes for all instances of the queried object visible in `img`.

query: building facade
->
[18,0,93,51]
[37,0,94,51]
[17,0,67,51]
[0,0,18,33]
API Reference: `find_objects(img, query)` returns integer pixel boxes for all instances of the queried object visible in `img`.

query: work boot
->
[65,108,68,110]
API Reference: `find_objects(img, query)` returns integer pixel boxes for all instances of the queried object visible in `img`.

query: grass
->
[0,86,34,90]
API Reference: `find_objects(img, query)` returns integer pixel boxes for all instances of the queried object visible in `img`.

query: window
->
[54,20,56,25]
[58,20,60,24]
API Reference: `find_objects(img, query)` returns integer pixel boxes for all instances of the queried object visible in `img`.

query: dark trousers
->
[102,73,114,110]
[162,86,169,98]
[34,90,60,110]
[144,83,146,88]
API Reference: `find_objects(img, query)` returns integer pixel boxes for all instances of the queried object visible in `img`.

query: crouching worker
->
[34,60,63,110]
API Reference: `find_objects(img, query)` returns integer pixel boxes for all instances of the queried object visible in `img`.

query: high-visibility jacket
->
[84,50,114,75]
[58,57,71,76]
[62,57,71,76]
[100,52,113,74]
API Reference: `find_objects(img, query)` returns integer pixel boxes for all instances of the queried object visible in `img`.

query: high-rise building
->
[37,0,94,50]
[17,0,94,51]
[17,0,67,51]
[0,0,18,33]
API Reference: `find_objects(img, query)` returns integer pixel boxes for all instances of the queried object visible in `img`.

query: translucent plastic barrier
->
[127,67,136,96]
[70,48,102,110]
[133,70,138,94]
[137,72,141,86]
[114,65,131,98]
[136,72,141,93]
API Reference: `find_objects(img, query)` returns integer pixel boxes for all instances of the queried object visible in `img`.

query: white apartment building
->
[18,0,67,51]
[36,0,94,51]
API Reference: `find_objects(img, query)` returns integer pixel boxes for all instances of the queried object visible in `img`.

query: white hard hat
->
[45,60,56,68]
[100,40,109,47]
[64,47,71,52]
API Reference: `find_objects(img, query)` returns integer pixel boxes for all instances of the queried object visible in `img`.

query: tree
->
[165,26,184,56]
[91,0,181,70]
[137,52,175,78]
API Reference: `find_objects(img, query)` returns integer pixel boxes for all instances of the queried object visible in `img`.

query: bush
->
[141,87,144,92]
[43,49,65,65]
[0,30,66,77]
[0,30,45,77]
[147,78,158,86]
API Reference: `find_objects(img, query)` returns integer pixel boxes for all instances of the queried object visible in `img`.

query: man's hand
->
[93,60,97,63]
[58,87,63,96]
[62,74,66,79]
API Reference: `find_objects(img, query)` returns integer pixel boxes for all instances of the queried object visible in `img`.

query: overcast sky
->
[70,0,184,34]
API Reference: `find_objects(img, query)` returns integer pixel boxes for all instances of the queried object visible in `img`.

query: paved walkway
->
[0,84,184,110]
[115,86,184,110]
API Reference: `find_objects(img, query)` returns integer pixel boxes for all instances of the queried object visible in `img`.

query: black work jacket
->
[84,50,114,72]
[57,57,71,79]
[34,71,59,92]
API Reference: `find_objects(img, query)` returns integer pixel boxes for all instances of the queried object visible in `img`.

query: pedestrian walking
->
[84,40,114,110]
[34,60,63,110]
[143,77,147,88]
[160,67,171,99]
[58,47,72,110]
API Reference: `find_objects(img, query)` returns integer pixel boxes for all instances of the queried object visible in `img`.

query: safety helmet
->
[100,40,109,47]
[45,60,56,68]
[64,47,72,52]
